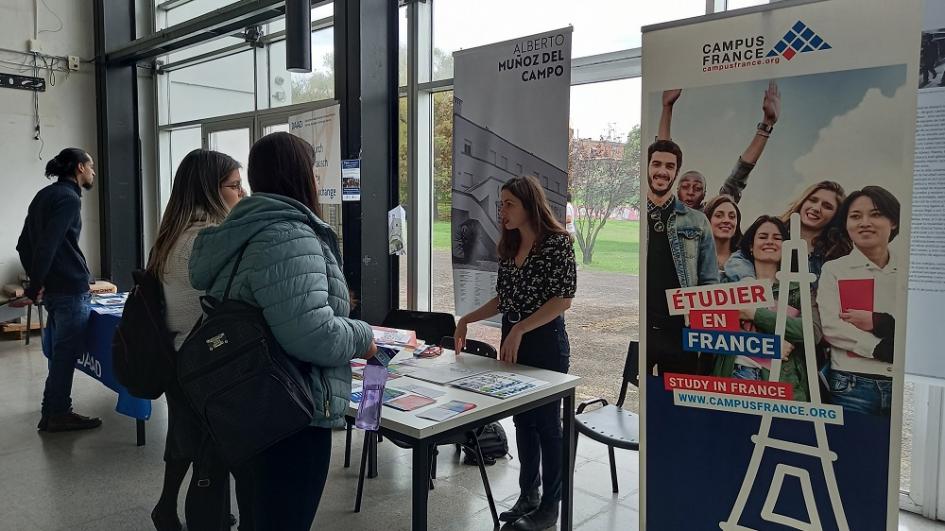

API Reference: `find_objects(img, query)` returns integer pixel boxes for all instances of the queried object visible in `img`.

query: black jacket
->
[17,179,92,300]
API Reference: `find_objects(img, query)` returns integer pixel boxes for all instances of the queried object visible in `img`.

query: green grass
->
[432,220,640,275]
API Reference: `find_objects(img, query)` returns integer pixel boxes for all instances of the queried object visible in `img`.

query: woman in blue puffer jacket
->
[189,132,377,530]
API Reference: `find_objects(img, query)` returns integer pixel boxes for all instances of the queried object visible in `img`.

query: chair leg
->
[354,432,371,512]
[608,446,618,493]
[429,447,437,490]
[344,420,352,468]
[572,431,580,473]
[471,434,499,528]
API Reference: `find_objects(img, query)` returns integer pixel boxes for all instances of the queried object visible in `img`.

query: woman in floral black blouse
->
[455,176,577,531]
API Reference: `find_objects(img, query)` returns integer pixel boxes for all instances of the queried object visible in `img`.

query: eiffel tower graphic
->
[719,213,849,531]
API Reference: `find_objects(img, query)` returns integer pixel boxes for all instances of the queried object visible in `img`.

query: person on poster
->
[817,186,900,416]
[725,180,846,288]
[657,81,781,211]
[713,215,819,401]
[921,32,939,87]
[645,140,718,375]
[703,194,743,277]
[454,176,576,531]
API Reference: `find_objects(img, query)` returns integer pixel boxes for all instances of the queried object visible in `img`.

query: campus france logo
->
[766,21,832,61]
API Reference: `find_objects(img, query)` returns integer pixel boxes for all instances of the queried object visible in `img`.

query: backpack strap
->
[222,243,251,302]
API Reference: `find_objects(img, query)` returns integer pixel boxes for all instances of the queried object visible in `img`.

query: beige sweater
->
[162,220,213,351]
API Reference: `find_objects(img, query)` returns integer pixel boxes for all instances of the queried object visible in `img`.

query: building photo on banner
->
[640,0,921,530]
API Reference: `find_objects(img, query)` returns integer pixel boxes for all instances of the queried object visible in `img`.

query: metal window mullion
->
[707,0,727,13]
[412,0,434,311]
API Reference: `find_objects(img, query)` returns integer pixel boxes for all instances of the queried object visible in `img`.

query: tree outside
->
[568,124,640,265]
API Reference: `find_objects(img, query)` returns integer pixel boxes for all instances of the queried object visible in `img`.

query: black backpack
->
[463,422,510,466]
[176,244,316,467]
[112,269,176,400]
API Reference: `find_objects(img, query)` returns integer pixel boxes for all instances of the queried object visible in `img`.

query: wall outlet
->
[27,39,43,52]
[68,56,80,71]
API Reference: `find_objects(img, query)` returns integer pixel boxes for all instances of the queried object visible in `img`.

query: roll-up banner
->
[908,0,945,382]
[289,103,342,205]
[450,28,572,319]
[640,1,920,529]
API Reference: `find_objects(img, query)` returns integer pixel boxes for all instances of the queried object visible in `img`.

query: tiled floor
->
[0,338,942,530]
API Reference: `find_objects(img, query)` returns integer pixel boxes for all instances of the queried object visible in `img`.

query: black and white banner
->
[450,28,572,318]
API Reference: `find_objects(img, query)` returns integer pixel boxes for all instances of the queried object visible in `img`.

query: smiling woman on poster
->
[725,180,845,286]
[817,186,900,416]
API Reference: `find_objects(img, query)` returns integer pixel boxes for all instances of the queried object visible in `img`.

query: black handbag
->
[177,243,316,467]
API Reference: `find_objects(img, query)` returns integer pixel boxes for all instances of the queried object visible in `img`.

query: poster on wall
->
[450,28,571,318]
[289,104,342,205]
[907,0,945,381]
[640,1,920,529]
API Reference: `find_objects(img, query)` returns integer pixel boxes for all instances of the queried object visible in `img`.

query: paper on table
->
[451,371,548,399]
[385,394,436,411]
[392,358,490,384]
[417,400,477,421]
[395,383,447,399]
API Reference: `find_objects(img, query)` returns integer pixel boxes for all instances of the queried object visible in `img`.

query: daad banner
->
[450,28,572,318]
[289,104,342,205]
[640,1,921,529]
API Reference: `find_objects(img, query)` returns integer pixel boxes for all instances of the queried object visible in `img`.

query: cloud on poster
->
[792,84,909,202]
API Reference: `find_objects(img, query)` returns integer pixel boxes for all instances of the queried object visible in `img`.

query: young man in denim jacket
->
[645,140,719,375]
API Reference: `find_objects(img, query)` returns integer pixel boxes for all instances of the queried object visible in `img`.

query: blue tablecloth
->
[42,293,152,421]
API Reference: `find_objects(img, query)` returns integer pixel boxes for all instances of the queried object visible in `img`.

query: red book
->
[838,279,874,312]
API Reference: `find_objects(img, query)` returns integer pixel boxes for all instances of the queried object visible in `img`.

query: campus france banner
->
[450,28,571,318]
[289,104,342,205]
[640,1,920,530]
[907,0,945,381]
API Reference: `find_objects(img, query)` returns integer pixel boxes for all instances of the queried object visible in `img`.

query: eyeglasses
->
[221,183,244,194]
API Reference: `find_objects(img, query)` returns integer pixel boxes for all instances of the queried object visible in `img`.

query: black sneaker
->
[499,490,540,522]
[508,501,559,531]
[42,411,102,432]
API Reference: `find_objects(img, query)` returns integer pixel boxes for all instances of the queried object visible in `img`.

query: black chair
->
[381,309,457,345]
[574,340,639,493]
[439,336,498,359]
[351,334,501,527]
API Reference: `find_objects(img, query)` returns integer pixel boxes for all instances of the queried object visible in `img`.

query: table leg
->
[24,304,32,346]
[136,419,146,447]
[368,433,378,478]
[412,441,431,531]
[561,391,575,531]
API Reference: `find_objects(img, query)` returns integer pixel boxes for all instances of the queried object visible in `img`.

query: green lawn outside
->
[432,220,640,275]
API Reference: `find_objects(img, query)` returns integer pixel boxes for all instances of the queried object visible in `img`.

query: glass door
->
[202,118,255,194]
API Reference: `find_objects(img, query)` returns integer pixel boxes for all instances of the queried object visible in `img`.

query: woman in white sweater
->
[146,149,244,531]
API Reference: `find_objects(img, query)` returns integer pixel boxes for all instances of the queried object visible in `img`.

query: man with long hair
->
[16,148,101,432]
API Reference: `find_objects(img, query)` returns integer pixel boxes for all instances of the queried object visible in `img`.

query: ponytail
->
[45,148,90,179]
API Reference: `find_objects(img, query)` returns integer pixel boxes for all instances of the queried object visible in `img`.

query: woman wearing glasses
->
[455,176,577,531]
[147,149,244,530]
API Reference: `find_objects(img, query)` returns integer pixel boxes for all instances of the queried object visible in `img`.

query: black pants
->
[502,314,570,505]
[233,427,332,531]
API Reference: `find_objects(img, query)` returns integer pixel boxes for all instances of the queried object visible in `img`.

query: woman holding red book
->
[817,186,900,416]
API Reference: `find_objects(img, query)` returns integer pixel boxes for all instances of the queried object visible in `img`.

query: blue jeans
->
[733,364,763,380]
[42,292,91,416]
[828,369,892,416]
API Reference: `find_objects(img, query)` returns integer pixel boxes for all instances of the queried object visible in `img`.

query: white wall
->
[0,0,99,283]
